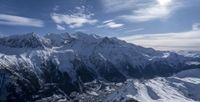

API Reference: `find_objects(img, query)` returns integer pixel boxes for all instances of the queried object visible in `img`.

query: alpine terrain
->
[0,32,199,102]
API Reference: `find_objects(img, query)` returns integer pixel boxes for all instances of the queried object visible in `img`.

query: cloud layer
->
[120,28,200,51]
[0,14,44,27]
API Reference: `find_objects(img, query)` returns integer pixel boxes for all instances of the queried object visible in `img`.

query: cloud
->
[101,0,183,22]
[103,20,113,24]
[120,25,200,51]
[124,28,144,33]
[192,23,200,31]
[101,0,140,13]
[51,6,98,28]
[53,5,60,12]
[97,20,124,28]
[56,25,66,30]
[120,0,182,22]
[0,32,3,37]
[0,14,44,27]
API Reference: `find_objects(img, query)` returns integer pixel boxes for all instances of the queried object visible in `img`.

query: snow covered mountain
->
[0,32,199,102]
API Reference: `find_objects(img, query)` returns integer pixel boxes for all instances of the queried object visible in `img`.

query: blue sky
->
[0,0,200,50]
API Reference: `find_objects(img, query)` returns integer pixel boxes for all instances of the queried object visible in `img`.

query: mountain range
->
[0,32,199,102]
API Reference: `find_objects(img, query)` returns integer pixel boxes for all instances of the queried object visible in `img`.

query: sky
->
[0,0,200,51]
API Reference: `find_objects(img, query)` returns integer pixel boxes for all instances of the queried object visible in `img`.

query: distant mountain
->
[0,32,199,102]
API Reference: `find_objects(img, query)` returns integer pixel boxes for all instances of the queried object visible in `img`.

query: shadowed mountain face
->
[0,32,199,102]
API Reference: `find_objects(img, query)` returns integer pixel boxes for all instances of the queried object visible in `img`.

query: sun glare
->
[157,0,172,6]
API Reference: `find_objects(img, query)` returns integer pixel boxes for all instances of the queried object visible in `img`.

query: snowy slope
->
[105,68,200,102]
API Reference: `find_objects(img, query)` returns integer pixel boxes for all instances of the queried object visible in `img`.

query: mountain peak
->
[0,32,50,48]
[72,32,102,40]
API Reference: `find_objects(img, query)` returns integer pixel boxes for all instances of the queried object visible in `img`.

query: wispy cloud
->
[120,0,182,22]
[101,0,140,13]
[53,5,60,12]
[0,14,44,27]
[101,0,183,22]
[51,6,98,29]
[0,32,3,37]
[124,28,144,33]
[97,20,124,28]
[192,23,200,31]
[56,25,66,30]
[120,24,200,51]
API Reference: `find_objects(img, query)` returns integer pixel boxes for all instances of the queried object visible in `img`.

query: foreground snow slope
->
[106,68,200,102]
